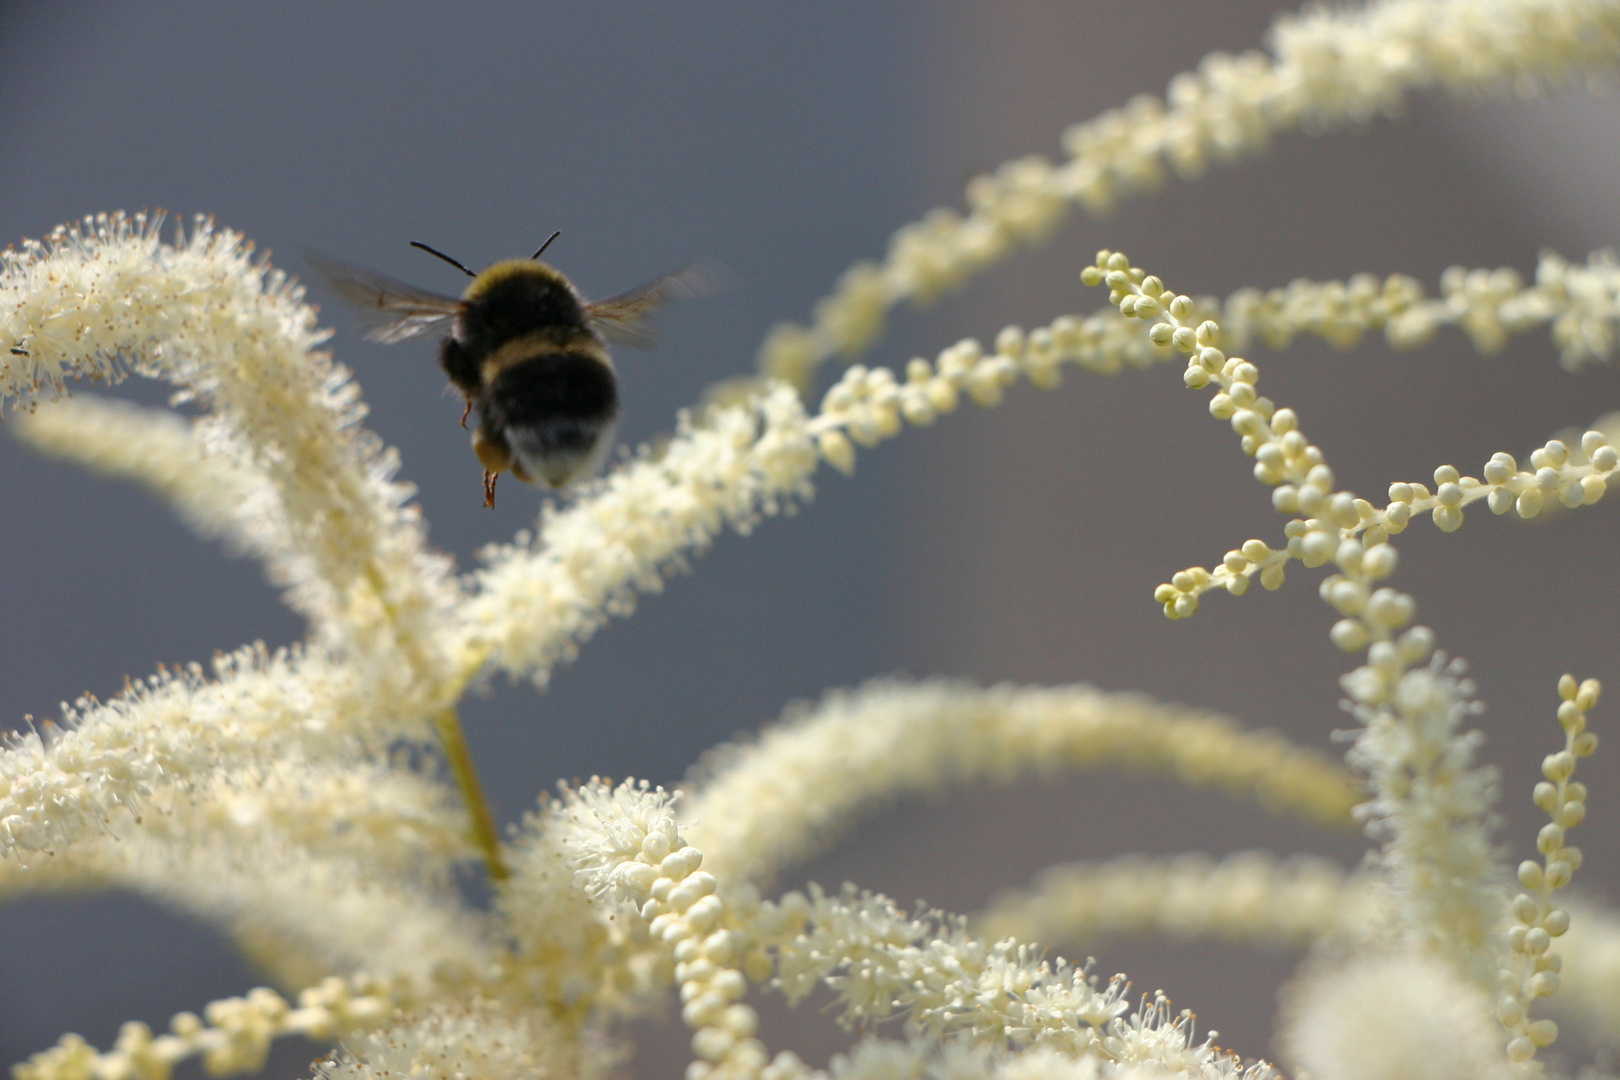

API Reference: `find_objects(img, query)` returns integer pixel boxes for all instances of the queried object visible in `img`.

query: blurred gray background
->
[2,3,1617,1075]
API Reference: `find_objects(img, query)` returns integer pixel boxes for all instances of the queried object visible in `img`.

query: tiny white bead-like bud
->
[1329,619,1368,652]
[686,895,724,933]
[1396,626,1433,663]
[1365,588,1414,628]
[1542,752,1575,783]
[711,969,748,1001]
[1328,493,1359,528]
[1558,700,1583,729]
[643,830,675,863]
[683,992,727,1029]
[1299,529,1337,567]
[703,930,737,964]
[1327,578,1366,614]
[678,958,718,986]
[721,1004,759,1038]
[661,846,703,880]
[1516,488,1544,518]
[619,862,659,894]
[1361,543,1398,579]
[818,430,856,475]
[691,1027,735,1063]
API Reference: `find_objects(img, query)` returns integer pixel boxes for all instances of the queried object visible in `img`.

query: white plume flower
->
[6,3,1620,1080]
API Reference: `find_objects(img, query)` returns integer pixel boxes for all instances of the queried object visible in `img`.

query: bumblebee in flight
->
[309,233,708,507]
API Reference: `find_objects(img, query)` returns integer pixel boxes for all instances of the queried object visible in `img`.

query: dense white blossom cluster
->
[3,1,1620,1079]
[684,680,1354,891]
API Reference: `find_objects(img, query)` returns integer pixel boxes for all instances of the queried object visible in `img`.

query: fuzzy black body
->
[306,244,706,506]
[442,260,620,489]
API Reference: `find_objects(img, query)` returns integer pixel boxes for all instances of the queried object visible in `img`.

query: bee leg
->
[459,399,473,429]
[471,427,512,510]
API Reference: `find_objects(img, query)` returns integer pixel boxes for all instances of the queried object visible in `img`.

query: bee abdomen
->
[485,351,618,431]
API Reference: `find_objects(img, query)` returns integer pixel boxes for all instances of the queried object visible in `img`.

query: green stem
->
[433,706,509,881]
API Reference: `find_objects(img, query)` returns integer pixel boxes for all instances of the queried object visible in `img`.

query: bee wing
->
[585,262,727,349]
[305,250,462,344]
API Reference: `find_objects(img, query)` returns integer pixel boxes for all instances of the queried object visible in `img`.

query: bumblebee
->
[309,234,707,507]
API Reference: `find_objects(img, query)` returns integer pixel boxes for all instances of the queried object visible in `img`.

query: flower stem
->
[432,706,509,881]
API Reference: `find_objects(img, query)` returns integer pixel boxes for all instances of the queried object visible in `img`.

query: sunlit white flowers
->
[4,1,1620,1079]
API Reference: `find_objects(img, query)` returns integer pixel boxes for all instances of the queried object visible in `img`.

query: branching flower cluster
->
[3,1,1620,1079]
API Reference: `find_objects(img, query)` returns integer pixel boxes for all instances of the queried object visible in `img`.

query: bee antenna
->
[532,231,561,260]
[410,241,477,277]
